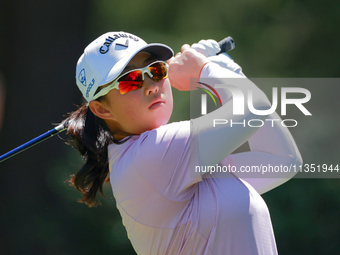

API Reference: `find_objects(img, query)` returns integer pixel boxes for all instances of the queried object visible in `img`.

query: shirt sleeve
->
[222,111,303,195]
[194,62,272,169]
[131,121,202,202]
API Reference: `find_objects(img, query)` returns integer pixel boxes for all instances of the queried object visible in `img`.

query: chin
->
[137,108,172,133]
[148,117,171,131]
[149,121,167,131]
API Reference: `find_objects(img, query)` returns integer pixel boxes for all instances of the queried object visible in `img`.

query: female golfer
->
[65,31,302,255]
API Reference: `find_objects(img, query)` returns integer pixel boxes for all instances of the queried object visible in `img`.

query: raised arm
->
[190,40,303,193]
[195,63,272,167]
[168,45,272,173]
[169,42,302,194]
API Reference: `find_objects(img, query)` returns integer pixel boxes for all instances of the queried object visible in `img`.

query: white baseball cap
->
[76,31,174,102]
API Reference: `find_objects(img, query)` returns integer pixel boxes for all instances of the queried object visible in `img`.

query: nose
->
[144,76,159,95]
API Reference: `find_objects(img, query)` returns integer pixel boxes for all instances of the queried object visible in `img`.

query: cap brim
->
[101,43,174,86]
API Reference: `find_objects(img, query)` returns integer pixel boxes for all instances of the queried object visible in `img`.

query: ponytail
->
[62,105,114,207]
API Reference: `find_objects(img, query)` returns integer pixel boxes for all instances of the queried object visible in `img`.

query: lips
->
[149,98,165,109]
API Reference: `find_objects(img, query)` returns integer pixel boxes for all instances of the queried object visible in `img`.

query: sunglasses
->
[93,61,168,99]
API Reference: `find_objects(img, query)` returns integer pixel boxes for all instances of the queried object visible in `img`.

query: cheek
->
[153,81,173,126]
[115,97,142,121]
[164,79,174,114]
[114,95,147,129]
[105,90,138,121]
[163,78,172,94]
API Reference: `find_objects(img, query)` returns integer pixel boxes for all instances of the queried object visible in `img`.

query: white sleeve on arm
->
[196,62,302,194]
[224,111,303,194]
[193,62,272,171]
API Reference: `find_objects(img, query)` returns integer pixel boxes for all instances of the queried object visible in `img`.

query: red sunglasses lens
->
[118,71,143,95]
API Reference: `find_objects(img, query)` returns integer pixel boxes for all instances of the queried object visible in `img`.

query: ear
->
[88,100,115,120]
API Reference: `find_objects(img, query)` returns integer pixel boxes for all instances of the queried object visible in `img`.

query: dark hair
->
[62,104,116,207]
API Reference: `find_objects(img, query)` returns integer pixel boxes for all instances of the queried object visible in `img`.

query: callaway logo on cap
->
[75,31,174,103]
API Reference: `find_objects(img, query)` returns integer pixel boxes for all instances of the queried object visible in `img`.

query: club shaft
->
[0,124,66,163]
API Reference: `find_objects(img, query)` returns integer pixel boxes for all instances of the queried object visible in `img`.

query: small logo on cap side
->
[86,78,95,98]
[78,69,86,86]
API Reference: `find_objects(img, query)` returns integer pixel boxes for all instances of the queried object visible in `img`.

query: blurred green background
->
[0,0,339,254]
